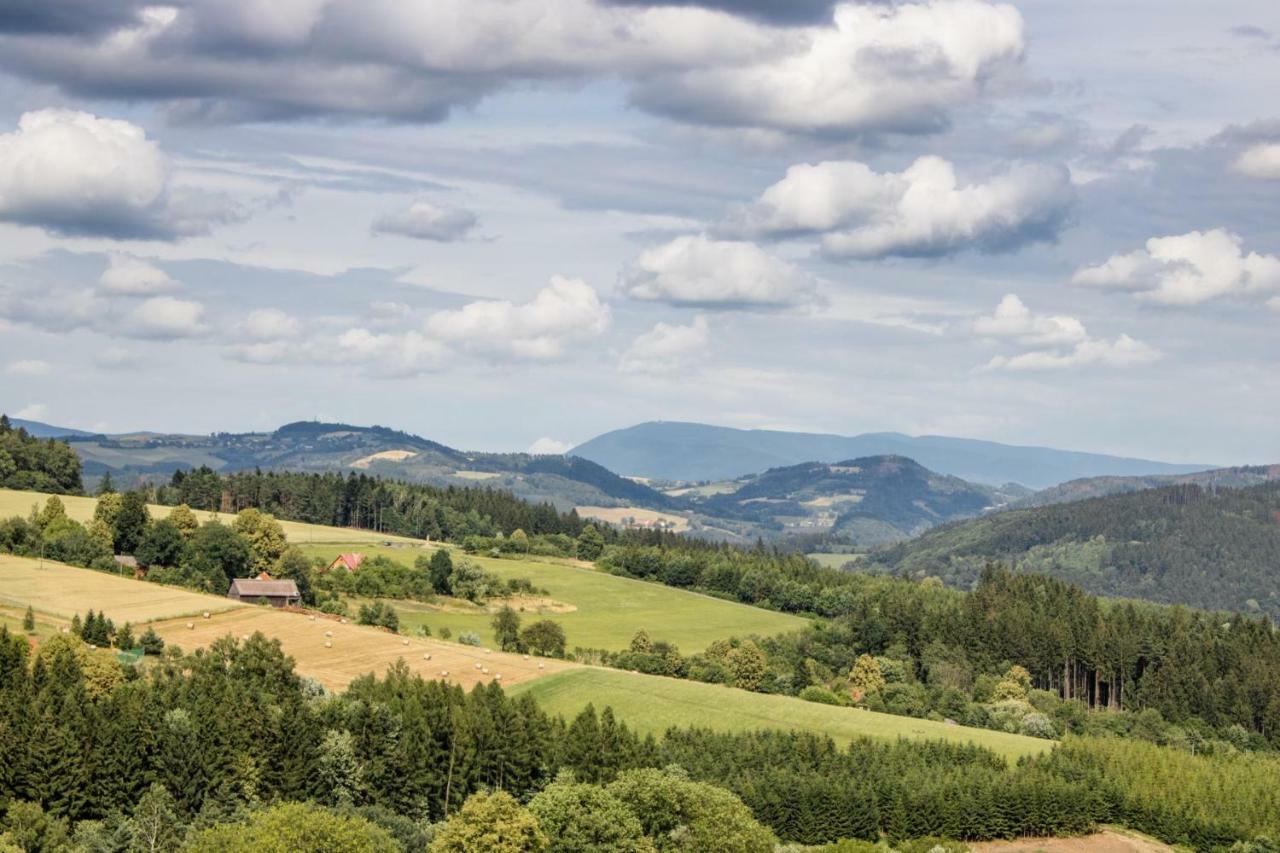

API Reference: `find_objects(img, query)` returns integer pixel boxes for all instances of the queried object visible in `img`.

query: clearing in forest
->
[513,668,1051,764]
[299,543,809,653]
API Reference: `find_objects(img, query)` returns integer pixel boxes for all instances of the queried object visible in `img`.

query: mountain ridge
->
[571,421,1215,489]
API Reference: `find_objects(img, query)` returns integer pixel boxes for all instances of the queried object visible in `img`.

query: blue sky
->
[0,0,1277,463]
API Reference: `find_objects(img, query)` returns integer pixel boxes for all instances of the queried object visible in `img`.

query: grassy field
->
[807,552,864,569]
[0,553,245,623]
[299,543,809,653]
[150,607,575,692]
[513,668,1050,764]
[0,488,422,545]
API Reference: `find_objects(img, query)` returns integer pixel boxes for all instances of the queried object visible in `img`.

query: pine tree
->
[22,606,34,633]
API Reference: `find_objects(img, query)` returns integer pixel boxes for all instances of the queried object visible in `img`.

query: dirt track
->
[971,829,1173,853]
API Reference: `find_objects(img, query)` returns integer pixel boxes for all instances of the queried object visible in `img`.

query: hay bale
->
[308,615,316,622]
[494,674,502,681]
[484,649,492,655]
[202,611,211,619]
[424,653,432,661]
[324,630,333,638]
[402,639,409,646]
[324,640,333,649]
[482,667,489,675]
[186,622,194,630]
[522,654,529,660]
[242,634,250,641]
[440,670,448,676]
[538,662,545,669]
[474,662,482,670]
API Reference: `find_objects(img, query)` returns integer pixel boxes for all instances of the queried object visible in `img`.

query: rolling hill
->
[572,421,1214,489]
[868,479,1280,620]
[62,420,679,513]
[682,455,1026,545]
[1014,464,1280,508]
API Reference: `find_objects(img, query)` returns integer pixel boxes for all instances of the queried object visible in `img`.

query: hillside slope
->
[572,421,1213,488]
[869,481,1280,620]
[1016,464,1280,508]
[66,421,678,512]
[686,455,1022,545]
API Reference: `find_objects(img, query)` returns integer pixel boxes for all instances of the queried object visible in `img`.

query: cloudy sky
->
[0,0,1277,463]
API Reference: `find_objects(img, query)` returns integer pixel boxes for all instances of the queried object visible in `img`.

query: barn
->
[226,578,301,608]
[322,552,365,573]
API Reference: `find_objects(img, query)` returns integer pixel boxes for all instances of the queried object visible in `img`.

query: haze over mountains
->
[571,421,1214,490]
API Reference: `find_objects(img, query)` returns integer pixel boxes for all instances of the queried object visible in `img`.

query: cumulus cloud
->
[635,0,1025,136]
[98,254,180,295]
[0,276,209,342]
[5,359,51,376]
[372,200,478,241]
[723,156,1073,259]
[0,0,146,35]
[121,297,208,340]
[1233,143,1280,179]
[619,314,711,373]
[975,295,1159,371]
[241,308,302,341]
[619,235,817,308]
[0,1,1023,137]
[527,437,572,454]
[425,276,610,361]
[1073,229,1280,306]
[0,109,237,239]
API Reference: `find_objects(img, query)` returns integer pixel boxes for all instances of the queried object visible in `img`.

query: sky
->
[0,0,1277,464]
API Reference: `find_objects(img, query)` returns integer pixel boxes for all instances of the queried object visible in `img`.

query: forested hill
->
[0,415,82,494]
[1015,464,1280,508]
[869,480,1280,620]
[63,420,677,513]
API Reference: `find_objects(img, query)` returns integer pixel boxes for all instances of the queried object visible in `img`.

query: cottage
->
[322,552,365,573]
[226,578,301,608]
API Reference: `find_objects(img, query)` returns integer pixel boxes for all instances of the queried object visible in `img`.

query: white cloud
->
[242,308,301,341]
[972,294,1086,346]
[0,1,1024,137]
[372,200,478,241]
[5,359,52,376]
[635,0,1025,135]
[14,403,48,421]
[94,346,140,370]
[424,276,610,360]
[1073,229,1280,306]
[122,296,208,339]
[527,437,572,455]
[0,109,234,238]
[619,235,817,308]
[975,295,1159,371]
[1233,143,1280,180]
[724,156,1073,258]
[619,314,711,373]
[98,254,180,295]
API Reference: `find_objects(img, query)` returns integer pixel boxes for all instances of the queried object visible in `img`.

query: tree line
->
[0,415,82,495]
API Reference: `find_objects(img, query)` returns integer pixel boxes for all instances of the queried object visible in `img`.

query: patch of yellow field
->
[0,489,424,545]
[451,470,501,481]
[0,554,244,623]
[151,607,576,692]
[351,450,418,468]
[800,494,864,508]
[575,506,689,532]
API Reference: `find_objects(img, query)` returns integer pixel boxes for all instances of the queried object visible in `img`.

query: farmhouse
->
[227,578,301,608]
[322,552,365,573]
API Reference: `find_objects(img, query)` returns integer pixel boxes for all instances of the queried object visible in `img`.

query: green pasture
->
[513,668,1050,764]
[298,543,809,653]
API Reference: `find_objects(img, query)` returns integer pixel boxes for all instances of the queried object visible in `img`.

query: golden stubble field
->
[150,608,576,692]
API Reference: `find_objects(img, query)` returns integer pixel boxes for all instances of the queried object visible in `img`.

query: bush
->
[799,686,849,706]
[457,631,482,647]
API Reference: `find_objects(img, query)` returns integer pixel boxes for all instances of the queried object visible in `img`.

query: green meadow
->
[298,543,810,653]
[513,667,1050,764]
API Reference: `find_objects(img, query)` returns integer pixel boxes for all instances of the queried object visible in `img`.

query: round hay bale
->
[424,653,432,661]
[242,634,251,641]
[494,674,502,681]
[308,615,316,622]
[402,639,409,646]
[474,662,482,670]
[440,670,448,676]
[340,618,347,624]
[522,654,529,660]
[482,667,489,675]
[324,640,333,649]
[202,611,211,619]
[324,630,333,638]
[60,627,70,634]
[484,648,492,655]
[538,662,545,669]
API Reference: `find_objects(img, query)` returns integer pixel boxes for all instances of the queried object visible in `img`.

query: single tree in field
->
[22,606,34,634]
[492,606,522,652]
[520,620,567,659]
[576,525,604,561]
[428,549,454,595]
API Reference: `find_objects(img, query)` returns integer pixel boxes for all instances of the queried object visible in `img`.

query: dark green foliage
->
[0,416,82,494]
[426,549,453,594]
[139,626,164,655]
[872,480,1280,621]
[21,606,34,633]
[356,601,400,633]
[521,620,567,658]
[576,524,605,561]
[135,518,185,568]
[110,492,150,555]
[492,606,522,652]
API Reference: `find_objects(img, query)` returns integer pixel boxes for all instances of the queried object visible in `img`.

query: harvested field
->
[971,829,1173,853]
[574,506,689,532]
[151,607,576,692]
[0,488,424,545]
[0,554,244,623]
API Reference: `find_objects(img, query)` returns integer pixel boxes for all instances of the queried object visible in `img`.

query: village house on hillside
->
[227,578,301,608]
[322,552,365,573]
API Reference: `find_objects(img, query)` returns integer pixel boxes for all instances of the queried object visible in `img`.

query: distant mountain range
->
[1013,464,1280,507]
[9,418,97,439]
[571,421,1215,490]
[677,456,1029,545]
[54,420,678,513]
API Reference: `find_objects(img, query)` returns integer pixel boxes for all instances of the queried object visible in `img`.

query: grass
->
[0,553,246,623]
[513,668,1050,764]
[806,552,864,569]
[298,543,809,653]
[0,488,423,545]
